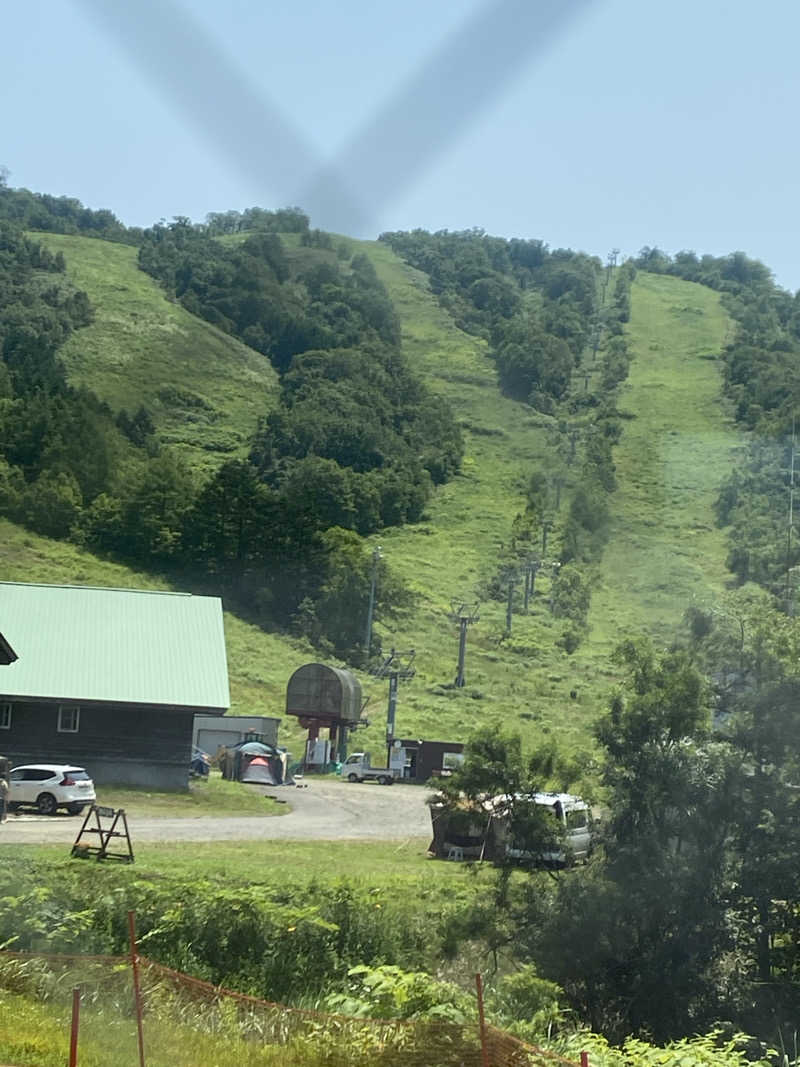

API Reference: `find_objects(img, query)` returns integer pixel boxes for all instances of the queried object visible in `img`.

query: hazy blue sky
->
[5,0,800,288]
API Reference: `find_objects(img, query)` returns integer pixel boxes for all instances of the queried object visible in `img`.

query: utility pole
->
[505,572,517,634]
[591,324,602,364]
[449,600,480,688]
[552,475,566,511]
[541,519,553,557]
[372,648,416,765]
[548,561,562,614]
[567,427,580,466]
[607,248,619,279]
[523,557,541,613]
[363,545,383,658]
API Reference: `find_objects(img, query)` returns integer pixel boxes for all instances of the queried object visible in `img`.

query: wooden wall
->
[0,700,195,789]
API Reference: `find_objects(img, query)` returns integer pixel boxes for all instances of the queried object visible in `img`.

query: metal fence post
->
[475,973,490,1067]
[128,910,146,1067]
[581,1052,590,1066]
[69,986,80,1067]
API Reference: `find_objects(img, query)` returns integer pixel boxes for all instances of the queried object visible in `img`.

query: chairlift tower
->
[449,600,480,688]
[523,556,541,613]
[371,648,416,764]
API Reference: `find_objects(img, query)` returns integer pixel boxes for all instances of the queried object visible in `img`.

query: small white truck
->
[340,752,397,785]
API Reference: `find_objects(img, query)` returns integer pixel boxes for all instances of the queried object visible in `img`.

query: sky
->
[4,0,800,289]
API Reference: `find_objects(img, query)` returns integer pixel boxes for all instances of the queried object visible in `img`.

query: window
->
[566,809,588,830]
[0,703,10,729]
[58,706,80,733]
[441,751,464,770]
[64,768,90,781]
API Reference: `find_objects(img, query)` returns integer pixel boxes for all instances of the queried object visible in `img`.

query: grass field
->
[34,233,279,472]
[2,228,742,768]
[1,835,465,889]
[91,772,288,817]
[586,273,737,654]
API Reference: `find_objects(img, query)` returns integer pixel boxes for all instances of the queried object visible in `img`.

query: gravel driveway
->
[0,779,433,844]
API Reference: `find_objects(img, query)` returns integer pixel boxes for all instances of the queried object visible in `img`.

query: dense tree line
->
[0,175,138,245]
[203,205,310,236]
[138,218,462,517]
[438,615,800,1049]
[0,220,129,538]
[380,228,601,410]
[139,219,401,369]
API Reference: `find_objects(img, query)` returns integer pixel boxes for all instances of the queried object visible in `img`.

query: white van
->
[503,792,593,866]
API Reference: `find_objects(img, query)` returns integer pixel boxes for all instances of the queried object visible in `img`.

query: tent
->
[241,755,282,786]
[220,739,293,785]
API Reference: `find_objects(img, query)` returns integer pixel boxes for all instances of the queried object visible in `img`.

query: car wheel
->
[36,793,58,816]
[378,776,389,786]
[347,773,359,783]
[66,803,85,816]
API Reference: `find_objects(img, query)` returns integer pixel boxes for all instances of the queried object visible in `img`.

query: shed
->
[193,714,280,755]
[0,582,229,788]
[391,739,465,782]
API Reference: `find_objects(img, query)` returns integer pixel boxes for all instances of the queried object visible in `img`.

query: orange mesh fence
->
[485,1025,585,1067]
[0,951,583,1067]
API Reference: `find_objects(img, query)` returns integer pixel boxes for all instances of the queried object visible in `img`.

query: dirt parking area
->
[0,778,433,844]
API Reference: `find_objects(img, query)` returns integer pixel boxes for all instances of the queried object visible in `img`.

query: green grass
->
[0,988,348,1067]
[92,772,288,818]
[34,233,280,473]
[2,229,742,768]
[1,836,464,890]
[586,273,737,654]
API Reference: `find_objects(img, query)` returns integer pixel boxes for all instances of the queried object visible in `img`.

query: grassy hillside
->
[34,233,279,472]
[327,252,739,760]
[587,273,738,652]
[3,227,740,769]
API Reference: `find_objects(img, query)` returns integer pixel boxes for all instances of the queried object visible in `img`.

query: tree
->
[517,642,739,1041]
[182,459,272,588]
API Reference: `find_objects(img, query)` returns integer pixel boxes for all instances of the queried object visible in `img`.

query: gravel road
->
[0,779,433,844]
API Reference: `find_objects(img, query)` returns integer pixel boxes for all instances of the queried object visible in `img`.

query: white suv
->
[9,764,96,816]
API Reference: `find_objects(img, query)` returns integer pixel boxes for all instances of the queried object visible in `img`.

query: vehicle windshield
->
[566,810,588,830]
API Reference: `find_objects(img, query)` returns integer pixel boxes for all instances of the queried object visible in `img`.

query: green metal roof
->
[0,630,17,665]
[0,582,229,711]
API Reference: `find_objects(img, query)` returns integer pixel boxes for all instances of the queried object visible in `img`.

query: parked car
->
[8,764,96,816]
[190,747,211,778]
